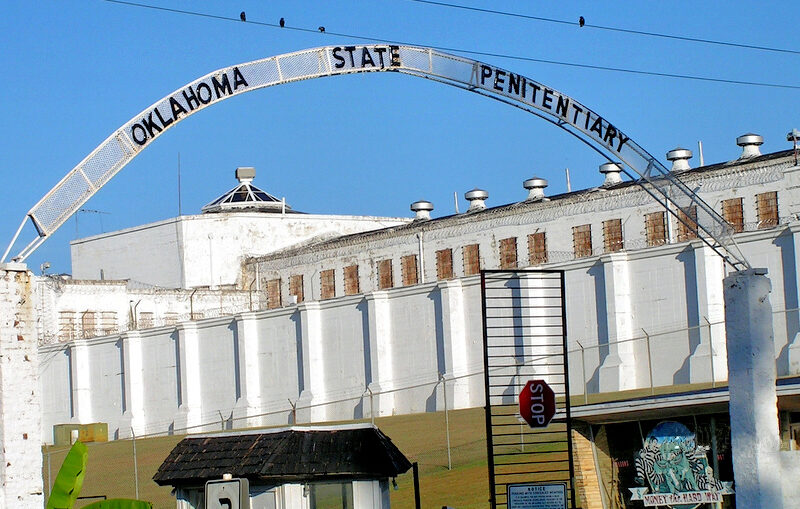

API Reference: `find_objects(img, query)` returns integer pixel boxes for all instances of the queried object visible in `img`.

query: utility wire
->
[102,0,800,90]
[408,0,800,56]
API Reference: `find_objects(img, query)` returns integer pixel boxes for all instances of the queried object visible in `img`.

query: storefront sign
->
[630,421,733,508]
[508,483,567,509]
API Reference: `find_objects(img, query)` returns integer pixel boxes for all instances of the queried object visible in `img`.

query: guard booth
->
[153,423,411,509]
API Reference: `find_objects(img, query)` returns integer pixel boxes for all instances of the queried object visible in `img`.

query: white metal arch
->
[3,44,748,269]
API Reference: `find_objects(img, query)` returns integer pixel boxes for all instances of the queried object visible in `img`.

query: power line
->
[101,0,800,90]
[408,0,800,56]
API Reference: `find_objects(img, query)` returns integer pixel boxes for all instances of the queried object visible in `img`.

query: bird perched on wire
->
[318,26,325,32]
[279,17,285,27]
[240,11,246,22]
[579,16,585,27]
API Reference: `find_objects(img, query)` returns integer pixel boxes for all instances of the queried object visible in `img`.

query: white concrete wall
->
[0,264,43,506]
[71,213,410,289]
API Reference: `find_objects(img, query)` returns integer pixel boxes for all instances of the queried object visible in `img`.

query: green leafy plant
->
[46,440,89,509]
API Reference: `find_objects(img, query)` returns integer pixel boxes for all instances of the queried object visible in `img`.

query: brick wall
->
[572,424,603,509]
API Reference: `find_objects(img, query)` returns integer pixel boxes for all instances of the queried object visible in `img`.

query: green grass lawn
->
[42,407,491,509]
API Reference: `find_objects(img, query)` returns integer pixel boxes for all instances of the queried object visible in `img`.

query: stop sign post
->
[519,379,556,428]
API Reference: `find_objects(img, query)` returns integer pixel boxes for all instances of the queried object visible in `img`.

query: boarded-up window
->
[289,274,304,303]
[572,224,592,258]
[401,255,419,286]
[81,311,96,338]
[645,212,667,247]
[722,197,744,233]
[320,269,335,300]
[377,259,393,290]
[603,219,623,253]
[267,278,281,309]
[100,311,118,335]
[137,311,153,329]
[756,191,778,229]
[528,232,548,265]
[463,244,481,276]
[436,249,454,280]
[59,311,75,341]
[344,265,360,295]
[676,206,698,242]
[499,237,518,269]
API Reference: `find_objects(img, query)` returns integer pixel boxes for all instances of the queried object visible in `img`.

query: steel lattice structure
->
[3,44,749,269]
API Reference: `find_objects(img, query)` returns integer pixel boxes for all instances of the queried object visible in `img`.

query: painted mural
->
[630,421,733,508]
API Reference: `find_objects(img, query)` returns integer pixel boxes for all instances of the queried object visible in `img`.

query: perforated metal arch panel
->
[9,45,748,269]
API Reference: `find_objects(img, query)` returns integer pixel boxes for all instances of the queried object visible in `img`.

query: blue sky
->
[1,1,798,274]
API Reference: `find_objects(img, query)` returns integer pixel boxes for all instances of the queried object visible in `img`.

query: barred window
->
[81,311,96,338]
[267,278,282,309]
[344,265,360,295]
[59,311,76,341]
[722,198,744,233]
[573,224,592,258]
[528,232,548,265]
[320,269,335,300]
[499,237,518,269]
[463,244,481,276]
[676,206,698,242]
[289,274,304,303]
[163,312,178,327]
[138,312,154,330]
[100,311,118,335]
[436,249,454,280]
[377,259,393,290]
[756,191,778,229]
[401,255,419,286]
[645,212,667,247]
[603,219,623,253]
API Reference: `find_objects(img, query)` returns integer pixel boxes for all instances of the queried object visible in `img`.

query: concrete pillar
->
[365,292,394,417]
[786,226,800,374]
[173,322,203,432]
[69,340,93,423]
[118,330,145,438]
[689,241,727,382]
[437,280,470,408]
[724,268,782,507]
[232,312,263,428]
[296,302,324,423]
[0,263,43,506]
[597,253,638,391]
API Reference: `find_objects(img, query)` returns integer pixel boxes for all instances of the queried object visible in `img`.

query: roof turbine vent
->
[410,200,434,220]
[523,177,549,201]
[736,133,764,159]
[599,162,623,187]
[465,188,488,213]
[666,148,692,172]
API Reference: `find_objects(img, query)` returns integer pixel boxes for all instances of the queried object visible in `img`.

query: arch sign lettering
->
[3,45,748,269]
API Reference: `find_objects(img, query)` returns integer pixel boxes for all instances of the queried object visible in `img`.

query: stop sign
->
[519,379,556,428]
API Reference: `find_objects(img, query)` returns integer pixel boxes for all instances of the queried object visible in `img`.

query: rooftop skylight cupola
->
[202,167,296,214]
